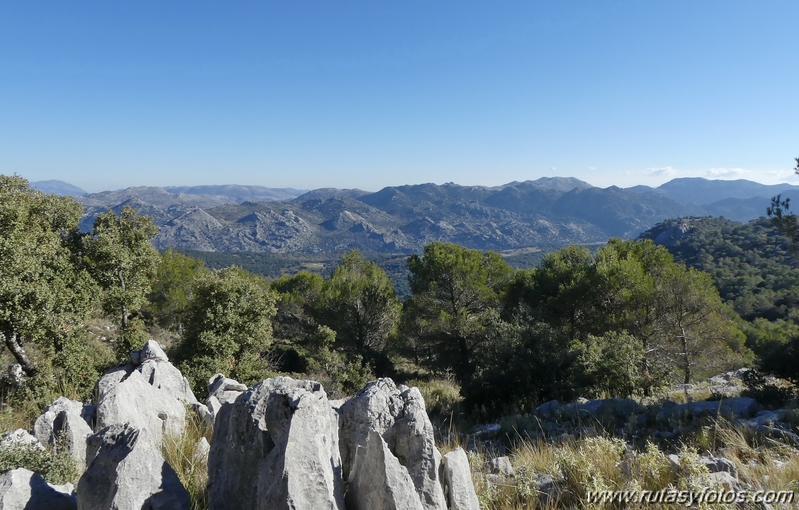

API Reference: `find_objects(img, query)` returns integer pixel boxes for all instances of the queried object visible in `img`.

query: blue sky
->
[1,1,797,193]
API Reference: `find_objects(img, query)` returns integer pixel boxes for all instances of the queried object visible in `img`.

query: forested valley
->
[6,174,799,420]
[5,173,799,508]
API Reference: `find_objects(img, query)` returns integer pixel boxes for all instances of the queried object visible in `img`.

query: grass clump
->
[162,408,213,510]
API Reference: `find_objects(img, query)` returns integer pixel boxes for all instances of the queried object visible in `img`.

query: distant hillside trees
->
[767,158,799,248]
[759,157,799,386]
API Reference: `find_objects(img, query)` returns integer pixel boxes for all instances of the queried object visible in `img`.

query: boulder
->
[77,423,190,510]
[471,423,501,437]
[34,397,94,468]
[136,358,197,406]
[205,373,248,426]
[745,409,792,428]
[0,468,76,510]
[707,369,750,397]
[534,473,560,507]
[93,340,198,446]
[671,398,759,419]
[487,456,514,477]
[98,341,197,408]
[441,448,480,510]
[0,429,43,450]
[534,400,560,419]
[700,456,738,479]
[130,339,169,365]
[707,471,739,491]
[560,398,639,420]
[195,437,211,463]
[207,376,344,510]
[133,340,198,405]
[95,369,186,446]
[193,402,214,430]
[95,363,133,398]
[208,373,248,397]
[339,379,447,510]
[345,429,424,510]
[755,425,799,446]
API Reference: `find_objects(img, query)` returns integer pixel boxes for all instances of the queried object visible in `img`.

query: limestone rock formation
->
[207,376,344,510]
[95,369,186,446]
[441,448,480,510]
[345,429,425,510]
[33,397,94,468]
[205,373,248,427]
[0,429,43,450]
[132,340,198,405]
[77,424,190,510]
[338,378,448,510]
[94,341,197,445]
[0,468,76,510]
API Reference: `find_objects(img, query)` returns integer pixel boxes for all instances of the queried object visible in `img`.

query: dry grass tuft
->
[162,407,213,510]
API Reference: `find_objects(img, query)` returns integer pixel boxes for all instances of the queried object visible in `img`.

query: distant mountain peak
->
[31,180,87,196]
[504,177,594,192]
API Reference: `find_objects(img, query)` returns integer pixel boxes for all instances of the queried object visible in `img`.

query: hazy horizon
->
[3,1,797,193]
[23,173,799,196]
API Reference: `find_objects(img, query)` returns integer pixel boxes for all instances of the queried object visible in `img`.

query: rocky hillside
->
[66,176,799,254]
[0,341,480,510]
[73,178,690,254]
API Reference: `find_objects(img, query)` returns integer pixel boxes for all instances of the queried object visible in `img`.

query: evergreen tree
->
[403,242,513,381]
[0,175,95,377]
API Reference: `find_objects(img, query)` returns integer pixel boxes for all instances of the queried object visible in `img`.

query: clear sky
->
[1,1,797,193]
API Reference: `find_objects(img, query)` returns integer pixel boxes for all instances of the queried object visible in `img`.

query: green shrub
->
[0,440,79,485]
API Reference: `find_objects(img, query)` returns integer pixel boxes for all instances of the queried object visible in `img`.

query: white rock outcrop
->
[94,340,197,445]
[208,376,344,510]
[0,429,43,450]
[94,369,186,446]
[205,373,248,427]
[0,468,76,510]
[441,448,480,510]
[33,397,94,468]
[339,378,448,510]
[77,423,190,510]
[345,429,425,510]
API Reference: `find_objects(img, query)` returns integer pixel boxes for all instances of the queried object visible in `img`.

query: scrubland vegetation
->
[3,172,799,508]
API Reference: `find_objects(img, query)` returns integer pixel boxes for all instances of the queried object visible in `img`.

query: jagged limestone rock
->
[95,369,186,446]
[487,456,514,477]
[339,378,447,510]
[208,377,344,510]
[205,373,248,427]
[441,448,480,510]
[0,468,76,510]
[77,424,190,510]
[94,342,199,445]
[132,340,198,405]
[0,429,43,450]
[345,429,424,510]
[33,397,94,468]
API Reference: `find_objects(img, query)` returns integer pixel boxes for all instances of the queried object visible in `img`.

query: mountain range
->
[31,177,799,254]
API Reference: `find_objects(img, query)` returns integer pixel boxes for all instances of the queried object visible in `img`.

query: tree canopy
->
[0,176,95,376]
[175,266,278,396]
[403,242,513,382]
